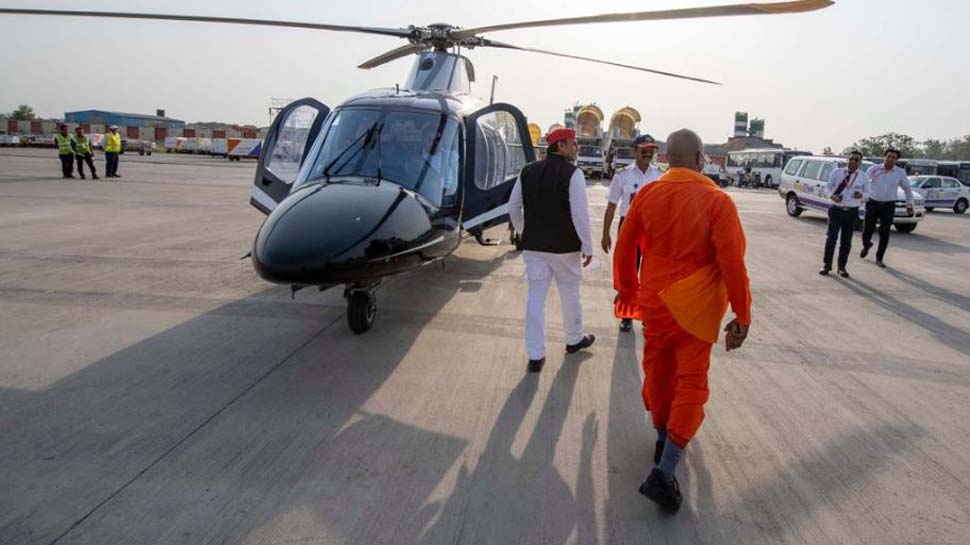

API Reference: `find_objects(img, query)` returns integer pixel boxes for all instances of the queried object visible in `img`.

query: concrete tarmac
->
[1,148,968,545]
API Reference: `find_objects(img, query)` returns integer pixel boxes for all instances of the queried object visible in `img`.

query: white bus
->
[937,161,970,186]
[896,158,937,176]
[725,148,812,189]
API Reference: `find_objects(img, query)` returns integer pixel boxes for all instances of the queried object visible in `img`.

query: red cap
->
[546,127,576,146]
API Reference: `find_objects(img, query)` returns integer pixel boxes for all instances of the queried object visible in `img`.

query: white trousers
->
[522,251,584,360]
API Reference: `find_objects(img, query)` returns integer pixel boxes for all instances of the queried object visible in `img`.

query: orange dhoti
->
[641,323,712,448]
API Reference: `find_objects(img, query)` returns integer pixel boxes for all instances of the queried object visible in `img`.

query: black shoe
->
[654,439,665,465]
[114,174,121,178]
[527,357,545,373]
[92,175,99,180]
[620,319,632,332]
[79,175,86,179]
[860,245,871,258]
[876,260,886,268]
[566,334,595,354]
[838,269,850,278]
[818,267,830,276]
[639,468,682,514]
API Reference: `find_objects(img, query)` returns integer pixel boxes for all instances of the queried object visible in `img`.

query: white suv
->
[778,155,925,233]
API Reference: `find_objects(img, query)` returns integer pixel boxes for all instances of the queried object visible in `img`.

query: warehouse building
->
[61,109,184,141]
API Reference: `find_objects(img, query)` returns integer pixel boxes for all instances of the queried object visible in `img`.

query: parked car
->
[778,155,926,233]
[908,176,969,214]
[122,139,155,155]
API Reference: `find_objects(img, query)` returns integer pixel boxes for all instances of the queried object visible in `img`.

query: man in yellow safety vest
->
[104,125,122,178]
[74,126,99,180]
[54,124,76,178]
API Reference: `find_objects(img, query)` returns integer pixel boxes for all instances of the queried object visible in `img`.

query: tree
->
[923,139,946,159]
[948,135,970,161]
[844,132,921,158]
[9,104,35,121]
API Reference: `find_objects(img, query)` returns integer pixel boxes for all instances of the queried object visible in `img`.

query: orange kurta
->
[613,167,752,447]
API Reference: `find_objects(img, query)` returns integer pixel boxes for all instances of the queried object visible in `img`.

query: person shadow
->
[842,277,970,358]
[603,327,929,544]
[418,352,598,544]
[880,266,970,313]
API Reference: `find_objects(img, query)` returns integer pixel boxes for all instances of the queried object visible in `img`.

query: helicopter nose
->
[253,182,434,285]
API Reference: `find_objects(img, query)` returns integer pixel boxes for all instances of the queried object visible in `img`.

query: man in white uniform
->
[819,150,870,278]
[602,134,662,331]
[509,127,596,373]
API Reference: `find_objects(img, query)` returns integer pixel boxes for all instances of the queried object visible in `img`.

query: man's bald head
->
[666,129,704,171]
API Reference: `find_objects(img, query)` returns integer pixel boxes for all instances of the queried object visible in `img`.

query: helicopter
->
[1,1,834,334]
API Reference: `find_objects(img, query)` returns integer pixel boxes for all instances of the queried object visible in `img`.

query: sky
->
[1,0,968,153]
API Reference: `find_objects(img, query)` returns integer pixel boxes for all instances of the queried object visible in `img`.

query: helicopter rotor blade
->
[453,0,833,40]
[482,39,721,85]
[0,8,415,39]
[358,43,429,69]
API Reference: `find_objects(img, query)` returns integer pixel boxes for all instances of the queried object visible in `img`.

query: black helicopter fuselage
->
[251,88,512,288]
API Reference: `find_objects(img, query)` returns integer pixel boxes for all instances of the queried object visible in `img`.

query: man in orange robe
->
[613,129,752,514]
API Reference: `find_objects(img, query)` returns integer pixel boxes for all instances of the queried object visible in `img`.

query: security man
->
[104,125,122,178]
[602,134,662,332]
[74,126,99,180]
[54,124,76,178]
[508,127,596,373]
[819,150,868,277]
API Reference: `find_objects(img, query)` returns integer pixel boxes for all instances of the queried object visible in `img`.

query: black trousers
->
[105,152,119,176]
[617,216,642,269]
[823,206,858,270]
[616,216,642,324]
[58,154,74,177]
[75,152,97,177]
[862,200,896,261]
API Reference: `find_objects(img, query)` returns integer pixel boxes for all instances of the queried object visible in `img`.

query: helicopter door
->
[249,98,330,214]
[461,103,535,233]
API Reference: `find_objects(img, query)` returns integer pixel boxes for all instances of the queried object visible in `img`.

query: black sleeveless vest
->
[519,154,582,254]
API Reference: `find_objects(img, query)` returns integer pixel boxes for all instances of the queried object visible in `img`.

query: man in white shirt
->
[861,148,914,267]
[820,151,870,278]
[602,134,662,332]
[509,127,595,373]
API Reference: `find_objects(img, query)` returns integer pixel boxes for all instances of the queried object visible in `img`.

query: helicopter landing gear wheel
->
[346,287,377,334]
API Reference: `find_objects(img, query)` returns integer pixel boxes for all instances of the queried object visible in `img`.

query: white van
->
[778,155,925,233]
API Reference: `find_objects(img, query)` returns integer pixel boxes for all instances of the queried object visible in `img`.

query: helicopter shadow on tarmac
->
[0,237,530,545]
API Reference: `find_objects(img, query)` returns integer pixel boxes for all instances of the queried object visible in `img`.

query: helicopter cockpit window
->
[473,111,527,191]
[267,104,320,183]
[304,109,460,208]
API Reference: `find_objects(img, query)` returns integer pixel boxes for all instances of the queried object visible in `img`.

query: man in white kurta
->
[508,127,595,372]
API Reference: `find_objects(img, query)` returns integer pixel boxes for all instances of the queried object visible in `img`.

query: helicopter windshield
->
[304,108,460,207]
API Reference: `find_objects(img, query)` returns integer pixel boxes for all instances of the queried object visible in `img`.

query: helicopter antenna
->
[489,75,498,105]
